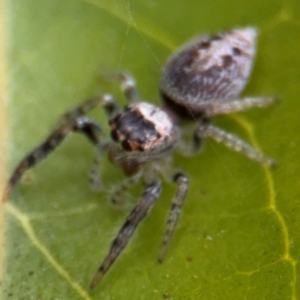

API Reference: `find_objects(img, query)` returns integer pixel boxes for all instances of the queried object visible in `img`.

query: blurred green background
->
[3,0,300,299]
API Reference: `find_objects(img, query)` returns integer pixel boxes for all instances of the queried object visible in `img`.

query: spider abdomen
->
[160,27,257,119]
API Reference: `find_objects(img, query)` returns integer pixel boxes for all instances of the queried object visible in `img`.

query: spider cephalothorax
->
[110,102,179,154]
[3,27,278,289]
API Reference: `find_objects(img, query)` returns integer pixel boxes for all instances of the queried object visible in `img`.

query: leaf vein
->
[6,203,93,300]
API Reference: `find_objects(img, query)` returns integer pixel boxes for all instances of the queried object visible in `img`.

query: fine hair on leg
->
[159,172,189,263]
[211,96,279,115]
[195,124,277,167]
[3,118,103,202]
[104,72,140,104]
[90,180,162,289]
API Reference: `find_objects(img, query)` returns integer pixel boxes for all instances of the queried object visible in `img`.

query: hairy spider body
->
[3,27,278,290]
[107,102,179,177]
[110,102,179,155]
[161,27,257,120]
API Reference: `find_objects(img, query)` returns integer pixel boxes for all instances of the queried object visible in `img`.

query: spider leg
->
[3,93,121,202]
[61,94,119,122]
[89,150,104,191]
[211,96,279,115]
[175,120,209,156]
[195,124,276,167]
[177,128,205,156]
[63,94,119,191]
[158,172,189,263]
[3,117,103,202]
[105,72,140,103]
[90,180,162,289]
[111,173,141,209]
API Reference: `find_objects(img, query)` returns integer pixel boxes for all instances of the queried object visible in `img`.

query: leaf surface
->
[2,0,300,299]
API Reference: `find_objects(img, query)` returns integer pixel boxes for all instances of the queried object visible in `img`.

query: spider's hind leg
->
[195,124,277,167]
[211,96,279,115]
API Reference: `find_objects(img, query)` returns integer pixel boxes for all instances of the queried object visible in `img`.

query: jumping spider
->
[3,27,278,289]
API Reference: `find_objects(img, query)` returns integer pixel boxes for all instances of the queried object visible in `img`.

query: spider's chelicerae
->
[3,27,278,289]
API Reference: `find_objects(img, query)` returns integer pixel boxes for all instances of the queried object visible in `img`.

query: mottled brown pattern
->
[90,180,162,289]
[160,28,257,118]
[110,106,159,151]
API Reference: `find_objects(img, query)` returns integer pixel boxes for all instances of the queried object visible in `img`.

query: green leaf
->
[2,0,300,299]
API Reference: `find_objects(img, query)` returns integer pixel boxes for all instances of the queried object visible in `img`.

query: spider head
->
[109,102,179,156]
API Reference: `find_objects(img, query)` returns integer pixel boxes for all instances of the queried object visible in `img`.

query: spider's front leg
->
[90,180,162,289]
[2,118,103,202]
[3,94,120,202]
[61,93,119,122]
[158,172,189,263]
[104,72,140,104]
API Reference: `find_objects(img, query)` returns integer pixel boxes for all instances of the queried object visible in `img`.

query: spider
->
[3,27,278,289]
